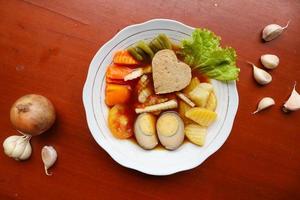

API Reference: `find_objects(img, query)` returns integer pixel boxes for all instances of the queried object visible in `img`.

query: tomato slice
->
[108,104,134,139]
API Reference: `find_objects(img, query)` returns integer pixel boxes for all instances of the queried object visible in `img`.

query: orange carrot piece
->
[113,50,139,65]
[106,65,133,80]
[105,84,131,106]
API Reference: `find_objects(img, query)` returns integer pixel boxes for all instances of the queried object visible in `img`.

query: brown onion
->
[10,94,56,136]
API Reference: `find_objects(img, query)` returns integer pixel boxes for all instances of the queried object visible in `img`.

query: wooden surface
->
[0,0,300,199]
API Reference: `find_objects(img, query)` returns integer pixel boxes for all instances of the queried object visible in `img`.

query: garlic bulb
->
[261,54,279,69]
[262,21,290,42]
[248,62,272,85]
[283,82,300,112]
[41,146,57,176]
[253,97,275,114]
[3,135,32,160]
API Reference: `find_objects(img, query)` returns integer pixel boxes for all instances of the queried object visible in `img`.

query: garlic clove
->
[11,136,28,159]
[248,62,272,85]
[41,146,57,176]
[262,21,290,42]
[19,141,32,160]
[260,54,279,69]
[253,97,275,114]
[283,82,300,112]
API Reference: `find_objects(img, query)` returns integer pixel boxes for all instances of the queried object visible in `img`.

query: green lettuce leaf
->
[180,28,240,81]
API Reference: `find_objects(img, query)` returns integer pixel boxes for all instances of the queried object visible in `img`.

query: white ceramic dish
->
[83,19,239,175]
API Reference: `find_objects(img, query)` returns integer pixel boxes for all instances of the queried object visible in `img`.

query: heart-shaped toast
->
[152,49,191,94]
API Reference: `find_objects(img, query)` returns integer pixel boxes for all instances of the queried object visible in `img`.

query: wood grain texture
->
[0,0,300,199]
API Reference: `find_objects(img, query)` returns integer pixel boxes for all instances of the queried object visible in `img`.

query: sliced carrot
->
[106,65,133,80]
[105,84,131,106]
[113,50,139,65]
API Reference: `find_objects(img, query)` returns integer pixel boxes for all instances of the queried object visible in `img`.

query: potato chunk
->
[185,107,217,127]
[205,92,217,111]
[188,86,210,107]
[183,77,200,94]
[184,124,207,146]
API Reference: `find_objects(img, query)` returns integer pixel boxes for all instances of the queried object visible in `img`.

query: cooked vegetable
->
[41,146,57,176]
[136,75,150,91]
[150,34,172,51]
[127,34,172,60]
[105,84,131,106]
[156,111,184,150]
[10,94,56,136]
[135,74,153,103]
[189,85,210,107]
[127,47,143,61]
[3,135,32,160]
[205,92,217,111]
[199,83,213,92]
[106,65,133,80]
[180,29,239,81]
[178,101,193,124]
[113,50,139,65]
[142,65,152,74]
[134,113,158,149]
[108,104,133,139]
[158,34,172,49]
[148,42,159,53]
[183,77,200,94]
[176,92,195,107]
[138,88,152,103]
[185,107,217,127]
[135,99,178,114]
[135,47,148,59]
[150,39,163,52]
[184,124,207,146]
[136,41,154,59]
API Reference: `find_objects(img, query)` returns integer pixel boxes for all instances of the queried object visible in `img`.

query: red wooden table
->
[1,0,300,199]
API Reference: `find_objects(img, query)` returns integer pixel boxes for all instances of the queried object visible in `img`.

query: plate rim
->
[83,18,239,175]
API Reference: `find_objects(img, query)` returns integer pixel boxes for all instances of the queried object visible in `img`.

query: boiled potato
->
[183,77,200,95]
[188,86,210,107]
[199,83,213,92]
[184,124,207,146]
[178,101,193,124]
[185,107,217,127]
[205,92,217,111]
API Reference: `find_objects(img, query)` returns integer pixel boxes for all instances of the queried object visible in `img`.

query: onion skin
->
[10,94,56,136]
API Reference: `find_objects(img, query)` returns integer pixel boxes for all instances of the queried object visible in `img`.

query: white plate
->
[83,19,239,175]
